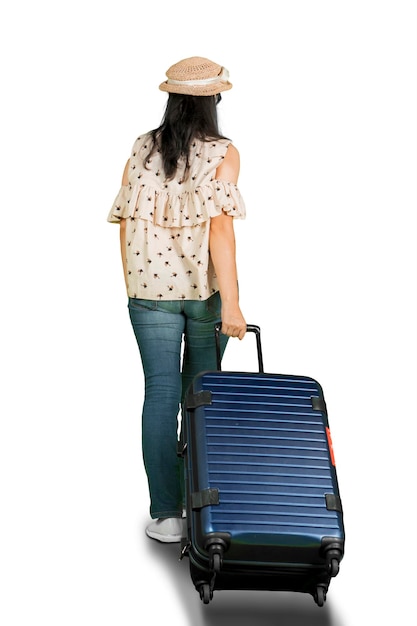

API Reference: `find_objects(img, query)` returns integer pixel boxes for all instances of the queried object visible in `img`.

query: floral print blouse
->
[107,134,246,301]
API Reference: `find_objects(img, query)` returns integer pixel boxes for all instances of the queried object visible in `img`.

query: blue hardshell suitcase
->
[181,325,345,607]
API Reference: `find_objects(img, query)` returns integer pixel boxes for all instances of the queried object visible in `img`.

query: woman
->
[107,56,247,542]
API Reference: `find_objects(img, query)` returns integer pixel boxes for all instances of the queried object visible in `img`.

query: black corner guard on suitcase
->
[325,493,343,513]
[185,390,213,410]
[191,487,220,509]
[311,395,327,412]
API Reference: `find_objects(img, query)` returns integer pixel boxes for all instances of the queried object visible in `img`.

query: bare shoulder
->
[225,142,240,162]
[215,143,241,184]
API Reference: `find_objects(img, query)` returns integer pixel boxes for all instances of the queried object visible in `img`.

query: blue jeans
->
[128,292,228,519]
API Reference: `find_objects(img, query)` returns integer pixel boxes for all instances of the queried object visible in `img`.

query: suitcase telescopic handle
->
[214,323,264,373]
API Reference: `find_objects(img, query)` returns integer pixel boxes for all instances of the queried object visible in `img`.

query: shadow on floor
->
[143,535,345,626]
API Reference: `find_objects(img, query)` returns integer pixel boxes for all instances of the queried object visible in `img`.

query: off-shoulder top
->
[107,134,246,301]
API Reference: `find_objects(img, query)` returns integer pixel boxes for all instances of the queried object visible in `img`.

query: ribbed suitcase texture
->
[181,326,345,607]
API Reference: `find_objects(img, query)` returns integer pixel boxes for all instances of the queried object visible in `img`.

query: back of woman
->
[107,56,247,543]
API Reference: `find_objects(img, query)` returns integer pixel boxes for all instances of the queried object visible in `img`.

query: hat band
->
[167,67,229,87]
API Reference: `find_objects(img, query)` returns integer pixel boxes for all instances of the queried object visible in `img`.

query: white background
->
[1,1,416,625]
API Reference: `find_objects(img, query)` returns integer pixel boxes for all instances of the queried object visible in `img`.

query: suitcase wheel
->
[329,557,340,577]
[199,583,213,605]
[314,585,327,607]
[206,538,227,573]
[211,552,222,573]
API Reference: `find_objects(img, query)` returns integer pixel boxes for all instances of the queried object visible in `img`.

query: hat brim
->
[159,81,232,96]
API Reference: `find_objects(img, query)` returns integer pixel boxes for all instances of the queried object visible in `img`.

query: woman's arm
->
[209,144,246,339]
[119,159,130,292]
[120,219,128,291]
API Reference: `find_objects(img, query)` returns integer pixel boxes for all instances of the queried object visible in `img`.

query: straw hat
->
[159,56,232,96]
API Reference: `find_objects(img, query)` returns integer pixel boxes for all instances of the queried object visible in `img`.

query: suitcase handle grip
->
[214,324,264,373]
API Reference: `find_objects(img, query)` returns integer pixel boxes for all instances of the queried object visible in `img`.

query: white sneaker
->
[145,517,183,543]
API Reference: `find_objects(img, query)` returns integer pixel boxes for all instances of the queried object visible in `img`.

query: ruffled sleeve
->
[107,184,133,223]
[204,179,246,220]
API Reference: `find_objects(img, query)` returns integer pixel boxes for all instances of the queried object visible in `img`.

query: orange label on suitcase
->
[326,427,336,466]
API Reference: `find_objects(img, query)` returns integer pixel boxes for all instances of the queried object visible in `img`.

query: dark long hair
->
[144,93,230,180]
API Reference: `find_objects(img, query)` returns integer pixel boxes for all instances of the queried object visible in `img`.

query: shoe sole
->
[145,529,182,543]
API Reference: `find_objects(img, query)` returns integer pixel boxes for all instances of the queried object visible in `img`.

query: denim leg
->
[181,292,229,403]
[128,298,184,519]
